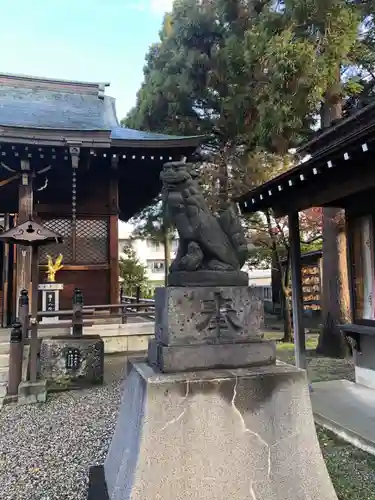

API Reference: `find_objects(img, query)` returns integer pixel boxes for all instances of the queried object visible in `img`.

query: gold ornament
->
[46,254,63,283]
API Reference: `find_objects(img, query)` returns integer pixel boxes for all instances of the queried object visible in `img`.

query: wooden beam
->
[288,211,306,370]
[275,167,375,217]
[16,159,33,310]
[35,204,113,216]
[1,214,9,327]
[38,264,109,271]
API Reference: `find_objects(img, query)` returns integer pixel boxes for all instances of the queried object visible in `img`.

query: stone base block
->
[354,335,375,390]
[88,362,337,500]
[0,383,7,407]
[167,269,249,287]
[155,286,264,346]
[148,339,276,373]
[87,465,109,500]
[18,380,47,405]
[39,335,104,391]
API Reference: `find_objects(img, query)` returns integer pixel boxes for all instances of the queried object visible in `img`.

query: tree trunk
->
[218,149,229,212]
[318,74,351,357]
[265,210,292,340]
[281,252,293,342]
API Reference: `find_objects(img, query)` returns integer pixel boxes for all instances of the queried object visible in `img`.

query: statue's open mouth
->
[161,170,190,186]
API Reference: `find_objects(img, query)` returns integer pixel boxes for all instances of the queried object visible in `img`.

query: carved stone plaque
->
[155,286,264,346]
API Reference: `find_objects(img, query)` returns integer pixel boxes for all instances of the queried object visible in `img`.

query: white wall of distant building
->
[118,222,272,287]
[118,222,177,283]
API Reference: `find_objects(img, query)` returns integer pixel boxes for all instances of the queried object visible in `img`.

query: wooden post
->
[72,288,84,337]
[120,286,127,324]
[19,289,29,340]
[136,286,141,304]
[288,211,306,370]
[1,214,9,327]
[109,155,119,305]
[29,245,39,383]
[16,159,33,312]
[7,320,23,396]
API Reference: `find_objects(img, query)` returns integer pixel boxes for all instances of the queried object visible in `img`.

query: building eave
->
[0,125,112,148]
[0,125,206,152]
[297,100,375,156]
[110,135,206,150]
[237,123,375,217]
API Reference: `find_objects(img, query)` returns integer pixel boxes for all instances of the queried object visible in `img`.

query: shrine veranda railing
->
[37,299,155,328]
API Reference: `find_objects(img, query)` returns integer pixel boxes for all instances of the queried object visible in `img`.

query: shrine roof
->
[236,102,375,217]
[0,73,114,130]
[110,126,204,148]
[0,73,204,149]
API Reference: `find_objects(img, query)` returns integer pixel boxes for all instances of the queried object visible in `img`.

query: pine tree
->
[124,0,374,349]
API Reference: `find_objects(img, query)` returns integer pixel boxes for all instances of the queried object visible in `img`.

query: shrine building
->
[236,99,375,393]
[0,73,203,326]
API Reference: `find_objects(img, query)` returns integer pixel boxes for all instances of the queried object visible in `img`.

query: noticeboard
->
[301,264,321,311]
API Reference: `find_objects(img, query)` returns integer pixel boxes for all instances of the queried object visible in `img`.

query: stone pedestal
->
[149,286,269,372]
[87,284,337,500]
[39,335,104,390]
[38,283,64,323]
[88,362,337,500]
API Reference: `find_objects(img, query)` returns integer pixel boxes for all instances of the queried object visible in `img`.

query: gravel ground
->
[0,355,127,500]
[0,342,371,500]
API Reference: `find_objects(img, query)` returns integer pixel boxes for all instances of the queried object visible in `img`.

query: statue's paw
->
[180,255,200,271]
[206,260,235,271]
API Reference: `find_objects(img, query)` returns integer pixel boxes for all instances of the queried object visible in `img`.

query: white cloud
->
[150,0,174,12]
[129,0,174,14]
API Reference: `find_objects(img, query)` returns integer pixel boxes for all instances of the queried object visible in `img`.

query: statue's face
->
[160,162,191,188]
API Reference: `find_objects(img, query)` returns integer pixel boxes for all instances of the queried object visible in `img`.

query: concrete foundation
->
[17,380,47,405]
[88,361,337,500]
[355,335,375,390]
[36,322,154,354]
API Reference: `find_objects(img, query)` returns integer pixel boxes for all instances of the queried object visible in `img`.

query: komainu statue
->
[161,161,249,286]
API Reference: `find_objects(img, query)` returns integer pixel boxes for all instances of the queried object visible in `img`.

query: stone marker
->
[39,335,104,391]
[87,161,338,500]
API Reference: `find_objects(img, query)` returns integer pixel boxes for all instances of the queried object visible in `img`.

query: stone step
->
[0,369,8,384]
[0,330,10,343]
[0,383,7,406]
[0,342,9,355]
[0,353,9,369]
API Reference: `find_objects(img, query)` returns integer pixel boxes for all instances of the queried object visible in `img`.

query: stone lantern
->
[0,217,62,398]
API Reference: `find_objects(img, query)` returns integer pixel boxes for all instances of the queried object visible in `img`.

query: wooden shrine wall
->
[35,165,119,309]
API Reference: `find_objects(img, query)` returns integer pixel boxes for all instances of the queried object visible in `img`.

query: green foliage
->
[124,0,373,154]
[130,195,174,245]
[123,0,372,315]
[119,244,149,296]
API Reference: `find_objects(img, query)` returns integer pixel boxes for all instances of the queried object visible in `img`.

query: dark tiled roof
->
[0,73,205,147]
[0,84,118,130]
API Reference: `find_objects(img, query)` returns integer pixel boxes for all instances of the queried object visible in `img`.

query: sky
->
[0,0,174,121]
